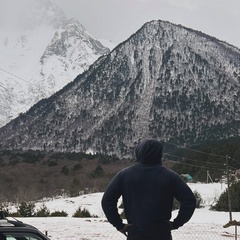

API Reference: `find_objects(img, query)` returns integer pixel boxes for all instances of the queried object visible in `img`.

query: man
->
[101,139,196,240]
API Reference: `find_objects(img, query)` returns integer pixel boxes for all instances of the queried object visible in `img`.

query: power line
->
[164,154,237,171]
[166,159,226,172]
[0,67,31,84]
[228,156,240,165]
[164,141,226,158]
[164,153,226,167]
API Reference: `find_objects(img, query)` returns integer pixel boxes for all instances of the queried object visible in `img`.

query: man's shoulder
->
[160,166,181,178]
[118,163,142,174]
[121,164,137,172]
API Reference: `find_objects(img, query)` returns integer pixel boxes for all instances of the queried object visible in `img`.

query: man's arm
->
[172,176,196,229]
[101,172,125,231]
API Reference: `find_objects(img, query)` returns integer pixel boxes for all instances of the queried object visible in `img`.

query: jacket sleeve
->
[101,172,125,230]
[172,175,196,229]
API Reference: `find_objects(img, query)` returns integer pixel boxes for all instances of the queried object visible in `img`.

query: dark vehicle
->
[0,211,50,240]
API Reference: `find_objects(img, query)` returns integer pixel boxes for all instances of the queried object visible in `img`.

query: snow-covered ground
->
[8,183,240,239]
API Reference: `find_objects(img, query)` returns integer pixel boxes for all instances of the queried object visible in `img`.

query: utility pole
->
[226,155,232,221]
[207,170,213,183]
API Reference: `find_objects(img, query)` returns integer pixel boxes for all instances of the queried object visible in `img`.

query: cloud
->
[131,0,149,3]
[164,0,199,10]
[0,0,37,29]
[10,0,240,48]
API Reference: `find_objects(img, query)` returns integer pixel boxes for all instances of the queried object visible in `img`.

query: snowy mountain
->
[0,20,239,158]
[0,0,111,127]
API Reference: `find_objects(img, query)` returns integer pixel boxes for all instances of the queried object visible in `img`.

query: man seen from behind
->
[101,139,196,240]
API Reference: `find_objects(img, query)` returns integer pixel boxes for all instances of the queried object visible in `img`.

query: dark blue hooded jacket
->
[102,139,196,238]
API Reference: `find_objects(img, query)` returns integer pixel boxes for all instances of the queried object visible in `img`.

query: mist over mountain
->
[0,0,111,127]
[0,20,239,158]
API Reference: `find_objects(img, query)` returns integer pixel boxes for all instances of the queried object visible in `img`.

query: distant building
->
[180,174,193,183]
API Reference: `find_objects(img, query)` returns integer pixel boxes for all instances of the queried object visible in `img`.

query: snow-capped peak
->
[0,0,111,127]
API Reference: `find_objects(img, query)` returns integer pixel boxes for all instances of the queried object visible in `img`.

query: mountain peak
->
[0,19,239,158]
[0,0,111,128]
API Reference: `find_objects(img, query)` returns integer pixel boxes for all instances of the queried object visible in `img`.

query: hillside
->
[0,138,239,202]
[0,150,133,202]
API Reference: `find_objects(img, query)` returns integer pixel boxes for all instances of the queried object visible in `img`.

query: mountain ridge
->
[0,19,239,158]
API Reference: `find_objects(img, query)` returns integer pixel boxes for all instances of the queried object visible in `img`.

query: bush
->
[8,212,21,217]
[72,163,82,172]
[18,202,35,217]
[48,160,58,166]
[50,211,68,217]
[73,207,92,218]
[0,203,9,217]
[194,190,204,208]
[173,190,204,210]
[35,204,50,217]
[91,165,104,178]
[211,181,240,211]
[61,165,70,175]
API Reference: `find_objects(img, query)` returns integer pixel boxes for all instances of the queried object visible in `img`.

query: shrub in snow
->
[35,204,50,217]
[211,181,240,211]
[0,203,9,217]
[73,207,92,218]
[173,190,204,209]
[18,202,35,217]
[50,210,68,217]
[194,190,204,208]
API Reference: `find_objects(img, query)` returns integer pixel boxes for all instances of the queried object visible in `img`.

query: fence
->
[171,223,239,240]
[77,222,240,240]
[22,218,240,240]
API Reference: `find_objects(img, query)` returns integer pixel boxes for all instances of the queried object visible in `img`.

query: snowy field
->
[9,182,240,240]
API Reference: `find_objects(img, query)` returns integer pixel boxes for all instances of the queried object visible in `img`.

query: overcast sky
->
[49,0,240,48]
[1,0,239,48]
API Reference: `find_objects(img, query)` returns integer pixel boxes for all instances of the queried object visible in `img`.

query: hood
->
[135,139,163,164]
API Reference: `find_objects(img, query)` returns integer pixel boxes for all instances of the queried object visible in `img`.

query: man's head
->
[135,139,163,164]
